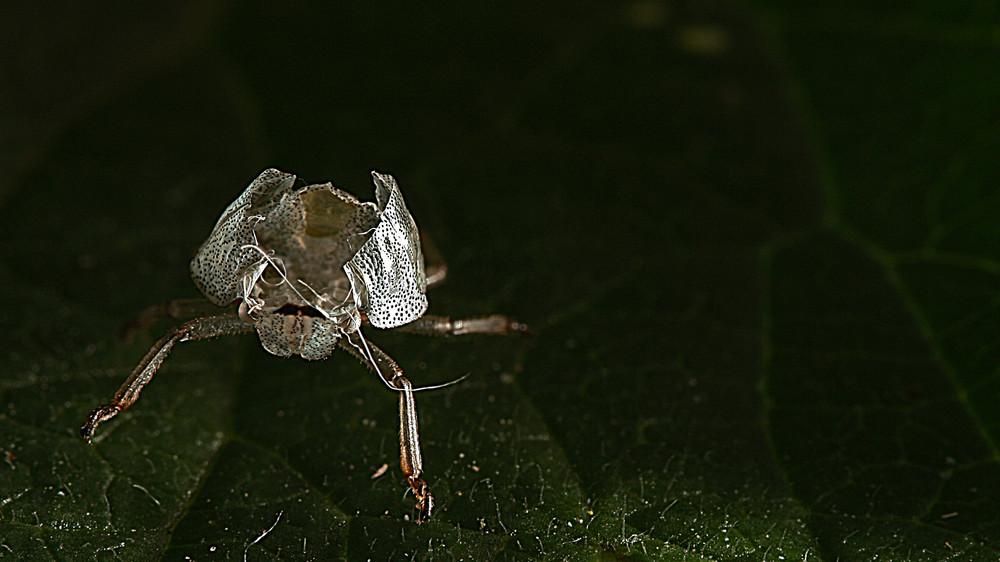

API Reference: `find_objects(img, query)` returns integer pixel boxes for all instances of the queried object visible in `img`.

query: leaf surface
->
[1,1,998,560]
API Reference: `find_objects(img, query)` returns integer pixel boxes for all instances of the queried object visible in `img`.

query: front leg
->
[82,313,253,442]
[396,375,434,522]
[338,334,434,522]
[119,298,230,341]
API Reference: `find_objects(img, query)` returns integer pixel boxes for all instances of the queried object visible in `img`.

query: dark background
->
[2,1,999,560]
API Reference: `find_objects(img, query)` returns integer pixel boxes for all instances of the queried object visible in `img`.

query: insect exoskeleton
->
[82,168,527,523]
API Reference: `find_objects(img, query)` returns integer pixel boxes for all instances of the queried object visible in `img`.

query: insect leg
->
[338,336,434,522]
[82,314,253,443]
[395,314,529,336]
[396,375,433,522]
[120,298,231,340]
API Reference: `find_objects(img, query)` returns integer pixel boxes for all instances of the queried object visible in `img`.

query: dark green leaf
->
[2,1,998,560]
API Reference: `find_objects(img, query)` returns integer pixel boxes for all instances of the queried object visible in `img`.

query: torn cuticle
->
[80,168,525,523]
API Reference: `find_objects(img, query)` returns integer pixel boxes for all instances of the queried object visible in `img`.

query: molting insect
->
[81,168,526,522]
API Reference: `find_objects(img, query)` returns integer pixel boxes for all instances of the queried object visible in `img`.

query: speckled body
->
[82,168,525,523]
[189,168,429,360]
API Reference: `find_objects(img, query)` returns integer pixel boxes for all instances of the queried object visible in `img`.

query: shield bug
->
[81,169,526,522]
